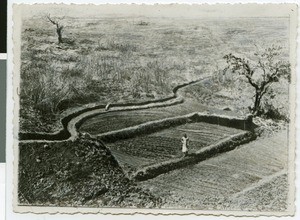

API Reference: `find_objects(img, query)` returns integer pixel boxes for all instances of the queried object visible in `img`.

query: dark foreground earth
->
[18,138,162,208]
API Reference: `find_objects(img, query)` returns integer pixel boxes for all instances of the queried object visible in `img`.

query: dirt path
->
[138,129,288,211]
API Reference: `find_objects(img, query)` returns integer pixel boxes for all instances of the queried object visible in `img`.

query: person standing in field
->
[181,134,189,157]
[105,103,111,111]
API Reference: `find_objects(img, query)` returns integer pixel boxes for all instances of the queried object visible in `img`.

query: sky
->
[16,3,296,19]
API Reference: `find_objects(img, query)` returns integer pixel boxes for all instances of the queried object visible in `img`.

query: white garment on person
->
[105,103,110,111]
[181,137,189,153]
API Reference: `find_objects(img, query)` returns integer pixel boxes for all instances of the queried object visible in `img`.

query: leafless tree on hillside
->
[46,14,64,44]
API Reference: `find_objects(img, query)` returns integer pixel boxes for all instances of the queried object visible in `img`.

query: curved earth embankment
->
[19,77,209,142]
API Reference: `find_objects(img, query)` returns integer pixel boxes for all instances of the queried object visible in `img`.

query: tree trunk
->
[252,89,263,115]
[57,27,63,44]
[46,15,64,44]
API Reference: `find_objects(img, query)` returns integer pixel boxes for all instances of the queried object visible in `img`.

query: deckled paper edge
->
[11,3,298,216]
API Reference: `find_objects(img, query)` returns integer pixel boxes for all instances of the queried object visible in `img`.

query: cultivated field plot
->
[139,130,288,211]
[79,97,240,136]
[106,122,244,172]
[79,110,173,135]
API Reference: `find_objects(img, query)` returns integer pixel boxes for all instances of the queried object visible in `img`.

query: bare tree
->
[223,45,290,116]
[47,14,64,44]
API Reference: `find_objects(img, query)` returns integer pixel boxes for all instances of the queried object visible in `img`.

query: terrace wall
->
[95,112,256,181]
[97,112,255,143]
[131,131,256,181]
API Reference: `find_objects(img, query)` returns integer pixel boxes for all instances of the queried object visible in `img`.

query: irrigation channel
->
[19,76,257,180]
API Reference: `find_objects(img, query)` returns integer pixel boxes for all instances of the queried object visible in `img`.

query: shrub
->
[261,102,289,122]
[137,21,149,26]
[95,39,137,53]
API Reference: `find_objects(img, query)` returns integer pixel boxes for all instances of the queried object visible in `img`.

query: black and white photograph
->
[12,3,297,215]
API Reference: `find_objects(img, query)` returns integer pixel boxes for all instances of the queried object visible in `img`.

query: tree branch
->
[46,14,64,44]
[224,54,259,90]
[245,74,259,90]
[46,14,59,26]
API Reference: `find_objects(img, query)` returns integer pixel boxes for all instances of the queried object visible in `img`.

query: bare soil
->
[18,137,162,208]
[139,129,288,211]
[106,122,243,172]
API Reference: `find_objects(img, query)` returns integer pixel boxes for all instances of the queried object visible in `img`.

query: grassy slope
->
[139,129,288,211]
[183,76,290,118]
[20,16,288,133]
[18,138,162,208]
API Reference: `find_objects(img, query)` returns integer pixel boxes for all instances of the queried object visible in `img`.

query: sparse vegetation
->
[137,20,149,26]
[20,16,195,133]
[20,16,289,133]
